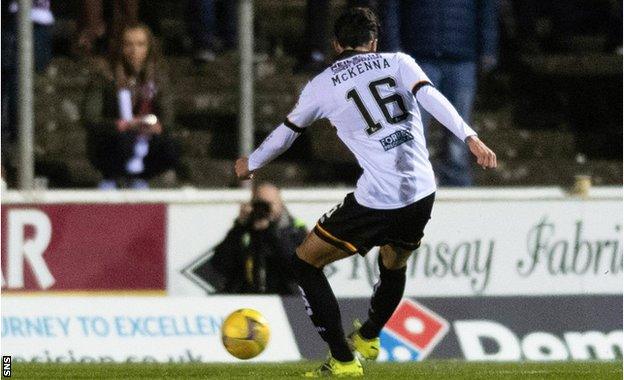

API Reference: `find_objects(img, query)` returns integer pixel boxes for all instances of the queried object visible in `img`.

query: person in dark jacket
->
[381,0,499,186]
[297,0,378,73]
[82,23,179,189]
[206,182,307,295]
[187,0,237,65]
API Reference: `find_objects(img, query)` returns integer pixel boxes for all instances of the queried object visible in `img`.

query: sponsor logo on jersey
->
[331,53,383,73]
[378,299,449,362]
[379,130,414,151]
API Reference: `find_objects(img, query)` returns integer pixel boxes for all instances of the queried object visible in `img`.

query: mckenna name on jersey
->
[330,54,391,86]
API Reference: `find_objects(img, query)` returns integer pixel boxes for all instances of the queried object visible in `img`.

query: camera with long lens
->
[248,200,271,223]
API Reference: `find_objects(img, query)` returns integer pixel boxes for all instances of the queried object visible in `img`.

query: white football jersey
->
[286,51,440,209]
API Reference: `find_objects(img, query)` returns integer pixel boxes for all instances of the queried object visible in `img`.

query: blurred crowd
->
[1,0,621,190]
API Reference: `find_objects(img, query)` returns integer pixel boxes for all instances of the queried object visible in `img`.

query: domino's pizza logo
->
[379,299,449,362]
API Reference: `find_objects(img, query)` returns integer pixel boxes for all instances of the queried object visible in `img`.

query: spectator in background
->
[382,0,500,186]
[82,23,179,189]
[204,182,307,295]
[75,0,139,56]
[298,0,376,72]
[1,0,54,186]
[187,0,237,66]
[297,0,330,72]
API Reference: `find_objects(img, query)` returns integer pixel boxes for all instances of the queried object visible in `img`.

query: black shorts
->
[313,192,435,256]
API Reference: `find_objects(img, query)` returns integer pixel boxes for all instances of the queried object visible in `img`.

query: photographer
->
[207,182,307,295]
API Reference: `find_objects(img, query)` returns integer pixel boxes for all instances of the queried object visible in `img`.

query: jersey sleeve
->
[248,123,300,171]
[416,85,477,142]
[397,52,433,96]
[284,80,323,132]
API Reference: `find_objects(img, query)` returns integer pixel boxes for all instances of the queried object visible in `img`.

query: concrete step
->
[175,129,213,159]
[43,55,304,90]
[182,158,236,188]
[474,158,622,187]
[34,156,100,188]
[35,129,87,158]
[183,158,312,188]
[467,129,576,160]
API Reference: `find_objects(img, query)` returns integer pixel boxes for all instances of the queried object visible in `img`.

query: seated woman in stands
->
[83,23,179,189]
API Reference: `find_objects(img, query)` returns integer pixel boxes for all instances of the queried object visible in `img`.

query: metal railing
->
[17,0,34,189]
[238,0,254,158]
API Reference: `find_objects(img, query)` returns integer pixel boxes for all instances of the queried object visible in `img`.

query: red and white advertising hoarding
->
[1,204,166,292]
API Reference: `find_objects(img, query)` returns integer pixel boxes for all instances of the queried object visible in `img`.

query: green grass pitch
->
[10,360,622,379]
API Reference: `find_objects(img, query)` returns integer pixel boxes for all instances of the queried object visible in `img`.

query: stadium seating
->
[31,0,622,188]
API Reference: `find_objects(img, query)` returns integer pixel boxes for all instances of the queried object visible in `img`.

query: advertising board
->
[282,296,623,361]
[1,296,300,362]
[1,204,166,292]
[168,198,622,296]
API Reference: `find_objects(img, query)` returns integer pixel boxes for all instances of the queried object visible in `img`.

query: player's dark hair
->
[334,7,380,49]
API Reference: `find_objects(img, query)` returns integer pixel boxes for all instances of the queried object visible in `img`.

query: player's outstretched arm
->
[235,157,253,180]
[466,135,497,169]
[234,123,301,180]
[415,85,496,169]
[235,79,320,180]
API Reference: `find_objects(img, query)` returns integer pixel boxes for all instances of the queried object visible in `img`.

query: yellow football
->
[221,308,271,360]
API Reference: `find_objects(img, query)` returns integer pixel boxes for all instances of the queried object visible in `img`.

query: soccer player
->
[235,7,496,377]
